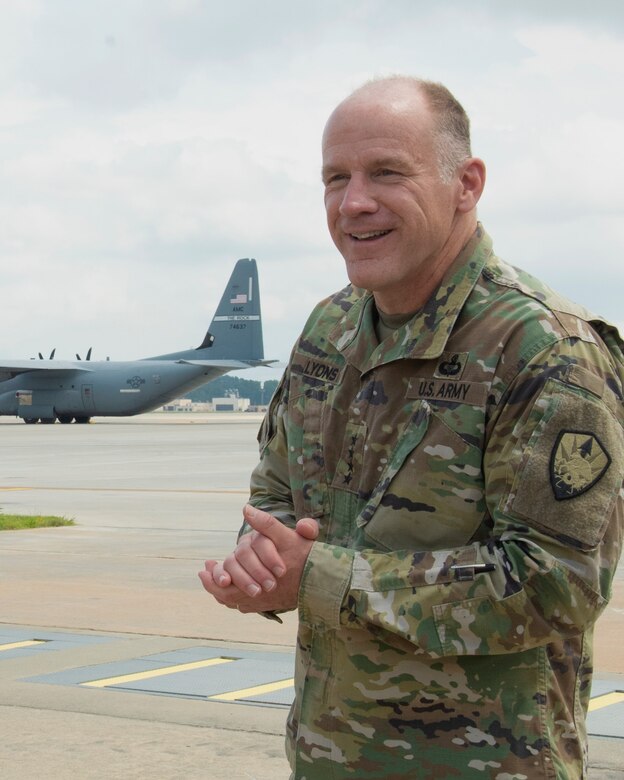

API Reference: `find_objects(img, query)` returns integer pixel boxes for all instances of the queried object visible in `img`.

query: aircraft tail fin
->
[146,258,265,364]
[197,258,264,360]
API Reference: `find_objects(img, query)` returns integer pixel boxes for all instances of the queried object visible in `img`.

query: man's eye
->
[377,169,399,177]
[325,174,347,184]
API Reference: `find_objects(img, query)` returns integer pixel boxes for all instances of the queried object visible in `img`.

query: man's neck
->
[374,306,420,343]
[373,219,478,314]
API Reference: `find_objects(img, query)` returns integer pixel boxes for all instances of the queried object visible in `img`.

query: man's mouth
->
[349,229,392,241]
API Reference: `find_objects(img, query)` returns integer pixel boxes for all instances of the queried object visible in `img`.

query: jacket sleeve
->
[297,337,624,657]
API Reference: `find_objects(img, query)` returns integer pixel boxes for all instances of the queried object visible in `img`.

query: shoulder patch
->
[550,431,611,500]
[509,380,624,548]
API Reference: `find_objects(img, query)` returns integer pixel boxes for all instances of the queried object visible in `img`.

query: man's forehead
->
[321,139,416,170]
[323,94,434,154]
[321,110,436,173]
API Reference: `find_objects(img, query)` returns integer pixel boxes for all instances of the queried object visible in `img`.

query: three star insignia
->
[550,430,611,501]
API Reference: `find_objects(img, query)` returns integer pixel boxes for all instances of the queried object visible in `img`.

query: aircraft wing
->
[176,359,278,368]
[0,360,93,382]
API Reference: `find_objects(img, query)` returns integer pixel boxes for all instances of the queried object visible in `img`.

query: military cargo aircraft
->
[0,258,271,424]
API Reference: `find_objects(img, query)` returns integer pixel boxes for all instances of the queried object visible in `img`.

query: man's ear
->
[456,157,486,213]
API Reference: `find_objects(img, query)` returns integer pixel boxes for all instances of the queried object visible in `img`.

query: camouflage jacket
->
[249,227,624,779]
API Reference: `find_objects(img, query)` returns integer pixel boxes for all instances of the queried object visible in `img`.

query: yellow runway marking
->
[81,657,234,688]
[209,677,294,702]
[0,640,46,651]
[589,691,624,712]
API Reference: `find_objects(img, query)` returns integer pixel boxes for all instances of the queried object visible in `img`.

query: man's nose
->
[338,174,378,217]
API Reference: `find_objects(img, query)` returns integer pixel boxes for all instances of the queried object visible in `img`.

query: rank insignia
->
[550,430,611,500]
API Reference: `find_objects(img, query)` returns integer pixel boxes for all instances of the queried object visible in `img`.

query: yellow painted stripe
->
[81,657,234,688]
[589,691,624,712]
[0,640,46,651]
[209,677,294,702]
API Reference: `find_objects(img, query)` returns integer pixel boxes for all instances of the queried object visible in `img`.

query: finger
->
[222,553,266,598]
[199,561,233,595]
[203,544,280,596]
[249,533,287,578]
[198,563,226,597]
[237,528,260,546]
[243,505,292,546]
[236,542,283,588]
[198,564,244,605]
[210,560,232,588]
[295,517,319,541]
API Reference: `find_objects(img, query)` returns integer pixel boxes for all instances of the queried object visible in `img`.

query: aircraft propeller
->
[76,348,93,361]
[38,349,56,360]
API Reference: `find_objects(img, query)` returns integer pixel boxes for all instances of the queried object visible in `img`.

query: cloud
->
[0,1,622,372]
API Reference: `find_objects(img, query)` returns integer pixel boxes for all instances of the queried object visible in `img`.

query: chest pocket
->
[360,402,487,552]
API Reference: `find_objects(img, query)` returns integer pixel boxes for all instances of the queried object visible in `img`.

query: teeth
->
[351,230,390,240]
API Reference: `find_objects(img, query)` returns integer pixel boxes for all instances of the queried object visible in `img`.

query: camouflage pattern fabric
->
[248,226,624,779]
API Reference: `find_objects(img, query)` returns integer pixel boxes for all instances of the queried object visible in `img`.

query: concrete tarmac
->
[0,413,622,779]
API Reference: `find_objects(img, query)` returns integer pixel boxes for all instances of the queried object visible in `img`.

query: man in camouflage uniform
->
[199,77,624,779]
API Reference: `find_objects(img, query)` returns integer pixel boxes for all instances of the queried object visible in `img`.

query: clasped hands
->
[198,504,318,614]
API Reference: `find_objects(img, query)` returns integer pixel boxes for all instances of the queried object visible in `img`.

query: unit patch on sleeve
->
[508,379,623,548]
[550,430,611,501]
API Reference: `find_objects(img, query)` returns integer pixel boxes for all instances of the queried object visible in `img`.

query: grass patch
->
[0,514,74,531]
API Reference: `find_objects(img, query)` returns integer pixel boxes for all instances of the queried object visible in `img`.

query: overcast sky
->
[1,0,623,380]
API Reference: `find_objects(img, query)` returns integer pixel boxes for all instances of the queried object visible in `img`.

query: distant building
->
[161,398,193,412]
[160,395,250,413]
[212,396,250,412]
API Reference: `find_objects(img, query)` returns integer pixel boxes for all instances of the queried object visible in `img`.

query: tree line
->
[186,376,279,406]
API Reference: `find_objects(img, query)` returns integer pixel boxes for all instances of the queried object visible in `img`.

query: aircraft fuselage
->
[0,359,233,422]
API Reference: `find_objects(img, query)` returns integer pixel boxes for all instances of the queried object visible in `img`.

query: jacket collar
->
[328,226,492,374]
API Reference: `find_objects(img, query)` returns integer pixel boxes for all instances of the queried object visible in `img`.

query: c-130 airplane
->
[0,259,272,424]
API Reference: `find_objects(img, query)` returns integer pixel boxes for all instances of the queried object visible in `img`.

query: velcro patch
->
[510,379,624,548]
[293,355,344,384]
[550,431,611,500]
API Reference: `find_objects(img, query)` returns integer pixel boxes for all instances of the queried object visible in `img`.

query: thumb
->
[295,517,319,541]
[243,504,288,543]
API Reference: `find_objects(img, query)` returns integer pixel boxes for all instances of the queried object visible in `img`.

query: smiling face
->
[322,82,483,313]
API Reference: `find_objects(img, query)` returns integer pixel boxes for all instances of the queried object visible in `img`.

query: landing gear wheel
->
[58,415,74,424]
[40,417,56,424]
[74,416,91,424]
[23,417,39,424]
